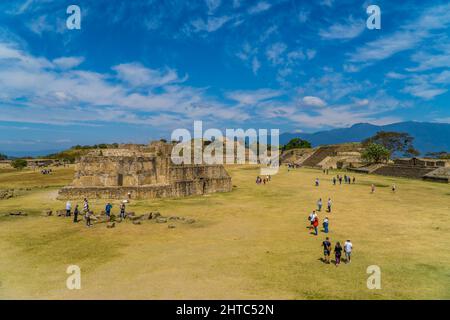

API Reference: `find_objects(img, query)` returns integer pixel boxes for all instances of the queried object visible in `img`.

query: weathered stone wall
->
[72,156,160,187]
[58,141,232,199]
[58,177,232,200]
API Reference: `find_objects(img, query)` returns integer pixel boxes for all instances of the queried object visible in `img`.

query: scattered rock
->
[132,220,141,225]
[0,189,15,200]
[129,215,143,221]
[168,224,176,229]
[151,212,161,219]
[44,209,53,216]
[9,211,28,216]
[106,222,115,229]
[126,212,135,217]
[185,218,195,224]
[156,217,167,223]
[56,210,66,217]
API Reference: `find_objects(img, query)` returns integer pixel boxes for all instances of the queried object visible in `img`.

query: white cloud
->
[302,96,327,108]
[0,39,249,127]
[53,57,84,70]
[252,57,261,75]
[349,3,450,63]
[190,15,232,33]
[320,0,334,7]
[248,2,271,15]
[113,63,186,88]
[319,16,365,40]
[266,42,287,65]
[226,89,283,105]
[205,0,222,14]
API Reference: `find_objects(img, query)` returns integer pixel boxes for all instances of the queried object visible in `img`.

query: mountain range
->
[280,121,450,155]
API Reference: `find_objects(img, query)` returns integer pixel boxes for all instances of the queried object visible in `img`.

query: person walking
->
[344,240,353,263]
[371,184,375,194]
[120,202,126,220]
[322,237,332,264]
[85,209,92,227]
[323,216,329,233]
[308,211,316,230]
[317,198,323,212]
[313,216,319,236]
[83,198,89,213]
[315,178,320,187]
[73,204,79,223]
[105,203,112,220]
[334,242,343,266]
[327,198,332,212]
[65,201,71,217]
[333,177,336,185]
[392,184,396,192]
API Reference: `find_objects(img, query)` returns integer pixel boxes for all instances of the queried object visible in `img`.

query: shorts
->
[324,250,330,256]
[345,252,351,257]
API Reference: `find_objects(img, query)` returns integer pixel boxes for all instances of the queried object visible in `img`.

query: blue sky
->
[0,0,449,155]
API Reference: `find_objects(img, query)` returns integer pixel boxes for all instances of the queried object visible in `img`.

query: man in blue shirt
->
[105,203,112,220]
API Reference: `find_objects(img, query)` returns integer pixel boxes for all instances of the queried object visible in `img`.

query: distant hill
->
[280,122,450,155]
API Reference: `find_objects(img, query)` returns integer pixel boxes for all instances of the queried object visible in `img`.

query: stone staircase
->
[301,146,337,168]
[423,167,450,183]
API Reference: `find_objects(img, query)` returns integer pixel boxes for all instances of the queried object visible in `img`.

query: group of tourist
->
[332,174,355,185]
[41,168,53,175]
[308,211,330,236]
[307,198,332,236]
[322,237,353,266]
[255,175,271,185]
[310,174,355,266]
[64,199,128,227]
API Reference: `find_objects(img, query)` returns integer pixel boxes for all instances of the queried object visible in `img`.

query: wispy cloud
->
[319,16,365,40]
[248,2,271,15]
[349,3,450,63]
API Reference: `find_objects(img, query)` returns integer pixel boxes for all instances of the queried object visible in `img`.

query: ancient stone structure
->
[349,157,450,183]
[58,141,232,199]
[281,144,364,169]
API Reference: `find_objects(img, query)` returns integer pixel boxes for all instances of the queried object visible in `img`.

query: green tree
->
[361,143,390,163]
[282,138,312,151]
[363,131,419,157]
[0,153,7,160]
[11,159,28,170]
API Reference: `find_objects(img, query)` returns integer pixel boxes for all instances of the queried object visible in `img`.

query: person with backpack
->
[322,237,332,264]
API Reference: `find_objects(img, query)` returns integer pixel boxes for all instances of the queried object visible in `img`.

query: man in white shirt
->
[65,201,71,217]
[344,240,353,263]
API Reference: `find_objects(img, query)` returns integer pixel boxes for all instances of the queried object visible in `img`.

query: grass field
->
[0,165,449,299]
